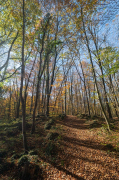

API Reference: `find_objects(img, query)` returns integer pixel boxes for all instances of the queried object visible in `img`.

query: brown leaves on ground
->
[0,115,119,180]
[40,115,119,180]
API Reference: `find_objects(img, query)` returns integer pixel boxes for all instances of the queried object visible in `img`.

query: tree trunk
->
[81,7,111,132]
[20,0,28,152]
[80,60,90,116]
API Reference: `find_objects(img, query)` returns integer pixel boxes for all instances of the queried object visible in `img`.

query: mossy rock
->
[28,150,38,155]
[46,132,59,140]
[18,155,29,167]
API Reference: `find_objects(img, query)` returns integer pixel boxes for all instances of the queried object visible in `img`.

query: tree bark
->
[81,7,111,132]
[20,0,28,152]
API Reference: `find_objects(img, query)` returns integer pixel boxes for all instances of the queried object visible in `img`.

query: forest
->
[0,0,119,179]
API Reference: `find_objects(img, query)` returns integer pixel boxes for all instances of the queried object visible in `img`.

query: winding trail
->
[43,115,119,180]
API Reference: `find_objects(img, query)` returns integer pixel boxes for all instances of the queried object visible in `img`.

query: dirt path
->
[1,115,118,180]
[43,115,119,180]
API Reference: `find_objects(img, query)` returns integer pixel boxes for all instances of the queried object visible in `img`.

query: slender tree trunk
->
[70,75,73,115]
[20,0,28,152]
[16,98,20,118]
[80,60,90,116]
[64,80,67,114]
[109,74,119,111]
[89,22,112,119]
[30,76,35,114]
[31,54,48,133]
[98,61,112,119]
[8,86,12,120]
[16,78,20,118]
[93,84,96,116]
[46,55,50,117]
[81,7,111,132]
[42,73,45,114]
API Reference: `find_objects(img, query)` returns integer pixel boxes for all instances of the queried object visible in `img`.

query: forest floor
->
[0,115,119,180]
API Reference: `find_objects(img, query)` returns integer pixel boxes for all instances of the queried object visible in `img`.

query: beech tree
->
[1,0,119,150]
